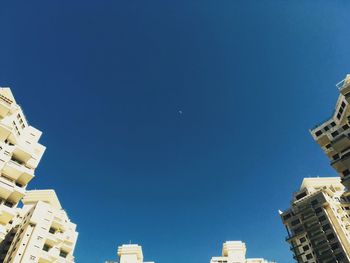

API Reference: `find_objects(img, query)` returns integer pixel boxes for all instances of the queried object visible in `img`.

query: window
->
[343,124,349,130]
[299,237,306,243]
[302,245,309,251]
[311,199,318,206]
[315,130,323,137]
[315,207,323,214]
[4,201,14,208]
[283,213,291,220]
[327,233,335,240]
[59,250,68,258]
[42,244,51,252]
[331,243,339,250]
[335,253,345,260]
[343,170,350,177]
[296,192,307,200]
[322,224,330,231]
[291,219,300,226]
[332,130,339,137]
[306,253,313,260]
[49,227,56,234]
[319,215,326,222]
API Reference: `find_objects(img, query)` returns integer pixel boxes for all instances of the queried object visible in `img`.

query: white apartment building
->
[0,88,45,242]
[310,74,350,189]
[281,177,350,263]
[118,244,154,263]
[1,190,78,263]
[210,241,274,263]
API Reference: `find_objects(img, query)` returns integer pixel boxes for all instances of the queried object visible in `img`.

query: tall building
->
[1,190,78,263]
[0,88,45,242]
[310,74,350,189]
[210,241,274,263]
[280,177,350,263]
[118,244,154,263]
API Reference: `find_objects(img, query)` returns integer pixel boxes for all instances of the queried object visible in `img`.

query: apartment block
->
[281,177,350,263]
[0,190,78,263]
[0,88,45,242]
[118,244,154,263]
[310,74,350,189]
[210,241,274,263]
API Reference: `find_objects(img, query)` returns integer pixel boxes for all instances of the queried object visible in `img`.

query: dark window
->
[325,144,331,149]
[48,227,56,234]
[4,201,14,208]
[333,154,339,160]
[42,244,51,252]
[302,245,309,251]
[300,237,306,243]
[311,199,318,206]
[306,253,313,260]
[332,130,339,137]
[335,253,345,260]
[331,122,336,127]
[291,219,300,226]
[319,215,326,222]
[337,113,341,119]
[59,250,68,258]
[343,170,350,177]
[322,224,330,231]
[327,233,335,240]
[283,213,291,221]
[331,243,339,250]
[342,102,346,108]
[343,124,349,130]
[315,207,323,214]
[315,130,323,137]
[296,192,307,200]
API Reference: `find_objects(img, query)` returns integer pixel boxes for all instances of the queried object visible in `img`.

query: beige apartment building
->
[310,74,350,189]
[281,177,350,263]
[0,190,78,263]
[0,88,45,242]
[210,241,274,263]
[117,244,154,263]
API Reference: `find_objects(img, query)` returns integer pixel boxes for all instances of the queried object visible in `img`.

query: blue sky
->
[1,1,350,263]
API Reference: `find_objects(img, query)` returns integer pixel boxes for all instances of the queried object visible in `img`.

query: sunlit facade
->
[1,190,78,263]
[0,88,45,242]
[210,241,274,263]
[118,244,154,263]
[281,177,350,262]
[310,74,350,189]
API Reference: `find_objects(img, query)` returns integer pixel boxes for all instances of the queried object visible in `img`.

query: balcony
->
[338,78,350,101]
[0,176,25,203]
[0,123,12,142]
[332,134,350,152]
[0,202,16,224]
[0,95,12,118]
[331,150,350,173]
[39,249,58,263]
[12,143,34,164]
[3,160,34,185]
[46,232,64,246]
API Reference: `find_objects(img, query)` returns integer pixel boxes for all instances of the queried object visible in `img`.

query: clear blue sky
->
[1,1,350,263]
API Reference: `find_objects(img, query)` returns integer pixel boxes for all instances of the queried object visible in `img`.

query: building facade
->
[281,177,350,263]
[310,74,350,189]
[0,88,45,242]
[117,244,154,263]
[1,190,78,263]
[210,241,274,263]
